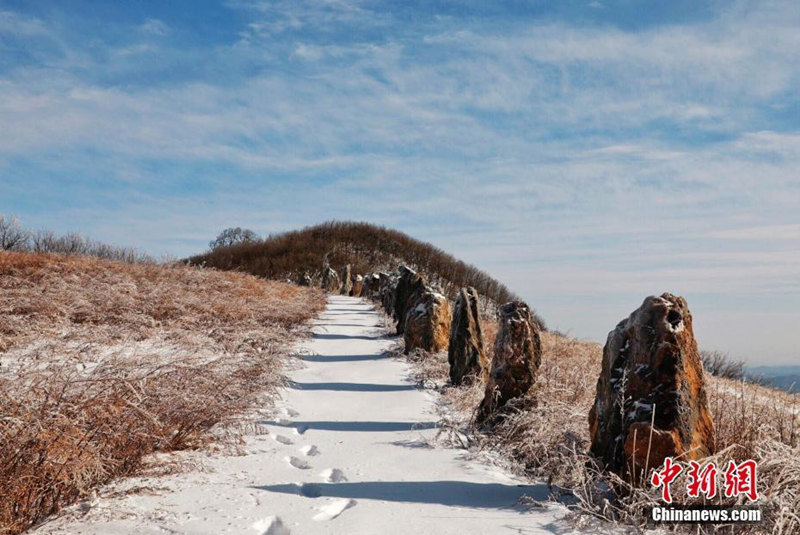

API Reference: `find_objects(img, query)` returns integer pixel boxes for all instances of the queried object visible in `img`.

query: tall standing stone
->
[448,287,487,385]
[340,264,353,295]
[393,266,426,334]
[352,274,364,297]
[404,287,452,354]
[321,266,340,293]
[476,301,541,424]
[379,273,395,314]
[362,272,372,296]
[588,293,715,479]
[364,273,380,300]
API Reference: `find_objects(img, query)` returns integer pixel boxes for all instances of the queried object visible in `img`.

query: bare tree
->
[0,215,29,250]
[31,229,58,253]
[209,227,259,250]
[700,350,745,380]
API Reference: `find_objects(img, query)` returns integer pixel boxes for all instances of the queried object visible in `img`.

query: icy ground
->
[33,296,604,534]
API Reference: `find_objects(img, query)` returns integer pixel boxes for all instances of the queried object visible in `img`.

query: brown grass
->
[0,252,326,535]
[188,221,546,327]
[404,329,800,534]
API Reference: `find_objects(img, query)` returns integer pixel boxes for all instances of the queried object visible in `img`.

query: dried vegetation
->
[188,221,545,327]
[0,251,325,534]
[405,319,800,534]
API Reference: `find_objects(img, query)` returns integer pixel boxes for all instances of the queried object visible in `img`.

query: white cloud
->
[1,0,799,362]
[138,18,169,36]
[0,11,47,36]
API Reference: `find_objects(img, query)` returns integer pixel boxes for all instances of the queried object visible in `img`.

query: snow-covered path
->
[34,296,584,534]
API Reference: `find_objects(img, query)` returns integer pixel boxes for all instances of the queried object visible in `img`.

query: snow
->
[31,296,609,535]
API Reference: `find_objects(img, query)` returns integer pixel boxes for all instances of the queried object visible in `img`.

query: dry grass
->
[0,252,326,535]
[405,327,800,534]
[188,221,545,326]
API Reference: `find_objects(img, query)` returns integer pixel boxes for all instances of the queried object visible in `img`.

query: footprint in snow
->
[299,444,319,456]
[252,515,290,535]
[313,498,356,521]
[283,408,300,417]
[273,435,293,445]
[286,456,311,470]
[319,468,347,483]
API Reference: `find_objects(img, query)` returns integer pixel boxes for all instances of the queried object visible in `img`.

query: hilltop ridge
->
[188,221,543,326]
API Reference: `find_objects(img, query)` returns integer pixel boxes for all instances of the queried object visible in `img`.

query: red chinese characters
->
[686,461,718,499]
[723,459,759,502]
[651,458,759,503]
[651,457,683,503]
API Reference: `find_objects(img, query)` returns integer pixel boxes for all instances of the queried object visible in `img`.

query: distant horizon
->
[2,216,797,366]
[2,1,798,365]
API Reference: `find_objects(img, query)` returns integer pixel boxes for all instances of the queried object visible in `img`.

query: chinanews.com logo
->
[649,457,762,524]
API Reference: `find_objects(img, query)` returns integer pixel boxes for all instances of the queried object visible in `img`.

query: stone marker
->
[476,301,541,424]
[340,264,353,295]
[364,273,380,300]
[404,287,452,354]
[393,266,427,334]
[588,293,715,480]
[321,266,340,293]
[352,274,363,297]
[448,287,487,385]
[379,273,395,314]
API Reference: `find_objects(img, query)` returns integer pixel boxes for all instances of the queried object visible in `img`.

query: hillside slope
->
[0,252,325,534]
[29,296,582,535]
[189,221,540,324]
[405,329,800,534]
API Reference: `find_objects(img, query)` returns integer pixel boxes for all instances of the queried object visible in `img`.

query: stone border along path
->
[33,296,605,535]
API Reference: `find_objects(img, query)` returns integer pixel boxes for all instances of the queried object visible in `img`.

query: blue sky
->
[1,0,798,364]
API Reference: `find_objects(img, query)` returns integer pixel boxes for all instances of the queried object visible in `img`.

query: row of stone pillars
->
[315,263,716,483]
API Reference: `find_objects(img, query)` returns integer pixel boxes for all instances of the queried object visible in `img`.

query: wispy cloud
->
[138,18,169,36]
[0,0,798,363]
[0,10,47,36]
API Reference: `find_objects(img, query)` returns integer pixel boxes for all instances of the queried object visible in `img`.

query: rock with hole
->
[588,293,715,480]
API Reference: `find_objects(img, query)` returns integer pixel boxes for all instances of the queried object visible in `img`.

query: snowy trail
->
[34,296,587,535]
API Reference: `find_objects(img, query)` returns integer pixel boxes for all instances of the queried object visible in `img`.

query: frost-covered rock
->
[448,287,487,385]
[404,288,452,354]
[476,301,541,424]
[393,266,425,334]
[379,272,395,314]
[321,266,340,293]
[352,274,363,297]
[363,272,381,300]
[340,265,353,295]
[588,293,715,479]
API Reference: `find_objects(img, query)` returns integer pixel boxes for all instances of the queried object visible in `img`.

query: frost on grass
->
[0,251,326,535]
[405,322,800,535]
